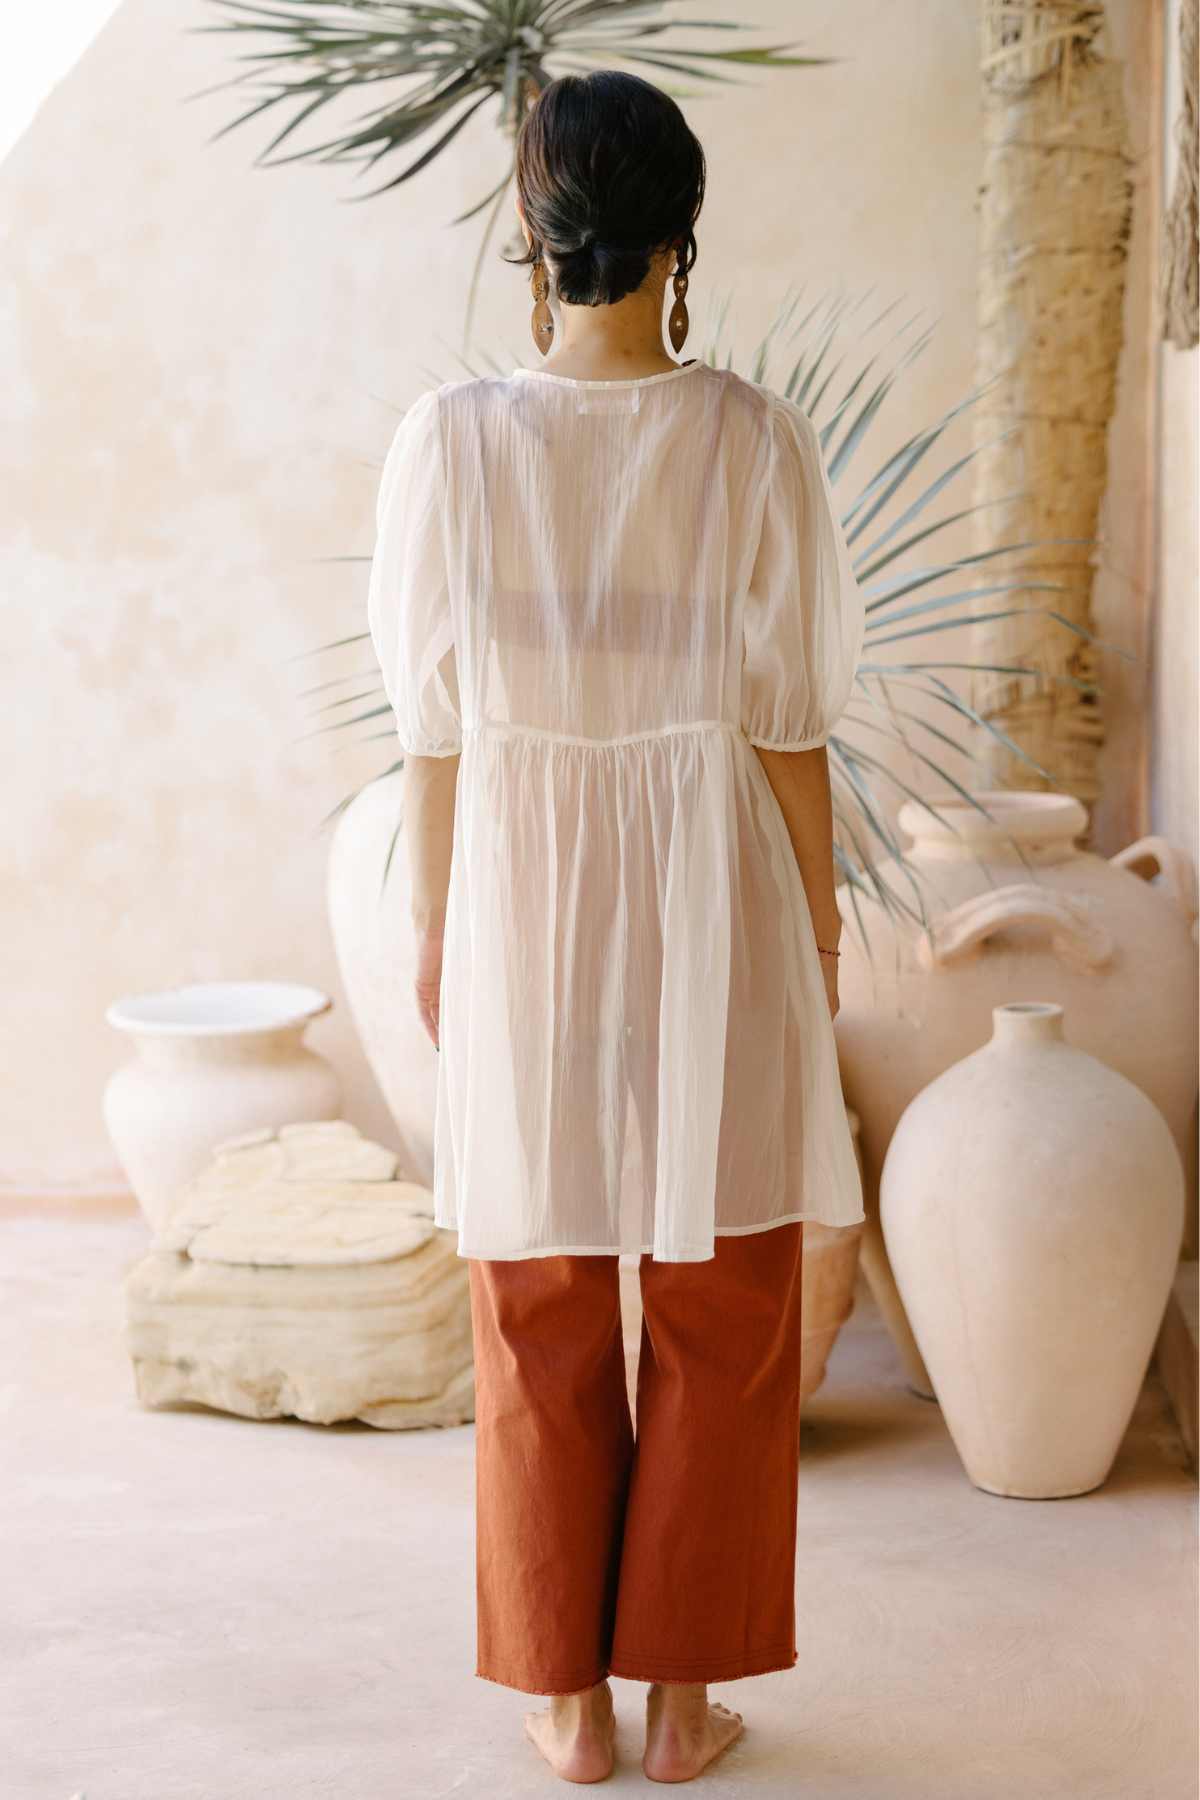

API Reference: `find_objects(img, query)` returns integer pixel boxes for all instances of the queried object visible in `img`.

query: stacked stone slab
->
[124,1121,474,1428]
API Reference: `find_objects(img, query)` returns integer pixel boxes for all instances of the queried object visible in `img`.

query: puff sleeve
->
[367,386,462,757]
[740,392,865,751]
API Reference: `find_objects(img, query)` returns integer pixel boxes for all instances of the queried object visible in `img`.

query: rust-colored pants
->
[467,1221,805,1694]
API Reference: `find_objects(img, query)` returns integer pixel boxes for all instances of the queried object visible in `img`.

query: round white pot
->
[103,982,341,1232]
[326,771,436,1184]
[880,1002,1185,1498]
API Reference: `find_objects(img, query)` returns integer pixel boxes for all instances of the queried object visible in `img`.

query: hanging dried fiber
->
[1162,0,1199,349]
[971,2,1133,804]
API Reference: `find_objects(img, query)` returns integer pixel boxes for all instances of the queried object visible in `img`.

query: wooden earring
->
[668,255,690,354]
[530,259,554,355]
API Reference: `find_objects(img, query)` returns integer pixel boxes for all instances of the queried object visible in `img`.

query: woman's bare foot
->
[523,1679,617,1784]
[642,1682,744,1783]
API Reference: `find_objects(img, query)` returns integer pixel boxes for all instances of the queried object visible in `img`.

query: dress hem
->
[441,1205,865,1261]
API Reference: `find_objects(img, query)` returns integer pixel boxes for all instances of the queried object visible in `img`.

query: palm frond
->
[194,1,826,342]
[194,2,822,182]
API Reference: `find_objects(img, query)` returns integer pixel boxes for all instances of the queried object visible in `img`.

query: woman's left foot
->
[523,1678,617,1783]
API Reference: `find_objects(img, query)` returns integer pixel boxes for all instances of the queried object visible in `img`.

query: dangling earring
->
[530,258,554,355]
[668,251,690,355]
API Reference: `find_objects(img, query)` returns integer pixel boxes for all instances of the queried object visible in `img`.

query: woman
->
[368,71,865,1786]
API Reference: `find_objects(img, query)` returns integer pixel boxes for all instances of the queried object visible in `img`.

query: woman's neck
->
[537,281,683,381]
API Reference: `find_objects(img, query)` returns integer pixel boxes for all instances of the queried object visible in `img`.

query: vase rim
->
[897,790,1089,845]
[991,1000,1066,1043]
[106,981,332,1038]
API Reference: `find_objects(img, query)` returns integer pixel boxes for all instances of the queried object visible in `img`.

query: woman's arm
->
[404,751,460,1047]
[753,743,842,1019]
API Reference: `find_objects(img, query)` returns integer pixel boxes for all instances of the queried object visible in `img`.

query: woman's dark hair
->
[508,71,706,307]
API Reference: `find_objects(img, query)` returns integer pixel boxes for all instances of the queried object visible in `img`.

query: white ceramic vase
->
[104,982,342,1232]
[835,790,1198,1394]
[880,1002,1185,1498]
[326,771,436,1184]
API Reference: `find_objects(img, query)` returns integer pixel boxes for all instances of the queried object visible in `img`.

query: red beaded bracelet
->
[817,945,842,959]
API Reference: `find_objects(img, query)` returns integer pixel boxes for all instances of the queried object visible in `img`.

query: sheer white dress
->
[367,357,866,1261]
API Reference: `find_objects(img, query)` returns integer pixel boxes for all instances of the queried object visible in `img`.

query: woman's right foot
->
[642,1681,744,1783]
[523,1678,617,1783]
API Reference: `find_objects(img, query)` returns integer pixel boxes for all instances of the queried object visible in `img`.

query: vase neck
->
[131,1026,307,1067]
[991,1003,1066,1049]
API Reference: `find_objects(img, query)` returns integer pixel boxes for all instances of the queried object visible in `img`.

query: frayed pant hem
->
[607,1645,798,1684]
[476,1663,610,1697]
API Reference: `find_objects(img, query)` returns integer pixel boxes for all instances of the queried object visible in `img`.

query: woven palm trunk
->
[971,3,1133,802]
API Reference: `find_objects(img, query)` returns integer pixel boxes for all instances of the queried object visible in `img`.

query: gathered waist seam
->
[463,718,740,749]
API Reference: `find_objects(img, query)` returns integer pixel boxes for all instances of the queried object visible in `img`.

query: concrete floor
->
[2,1205,1196,1800]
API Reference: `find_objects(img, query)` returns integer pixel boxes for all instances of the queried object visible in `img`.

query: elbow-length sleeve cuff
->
[740,392,865,751]
[366,386,463,758]
[744,728,835,752]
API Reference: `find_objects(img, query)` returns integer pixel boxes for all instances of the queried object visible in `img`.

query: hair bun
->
[552,235,652,309]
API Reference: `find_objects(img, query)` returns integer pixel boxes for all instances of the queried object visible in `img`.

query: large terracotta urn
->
[880,1002,1185,1497]
[835,791,1199,1391]
[329,770,866,1388]
[103,982,341,1232]
[800,1216,865,1402]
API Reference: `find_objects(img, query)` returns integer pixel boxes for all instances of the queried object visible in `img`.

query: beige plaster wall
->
[1154,350,1198,864]
[1153,0,1199,1251]
[1152,0,1199,872]
[1,0,1160,1195]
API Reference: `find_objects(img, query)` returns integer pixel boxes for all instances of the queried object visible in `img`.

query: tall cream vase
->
[834,791,1199,1391]
[880,1002,1185,1498]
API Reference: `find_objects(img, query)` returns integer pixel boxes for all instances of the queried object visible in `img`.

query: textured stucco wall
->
[1154,350,1198,866]
[1153,0,1199,1250]
[2,0,1161,1194]
[1152,0,1199,872]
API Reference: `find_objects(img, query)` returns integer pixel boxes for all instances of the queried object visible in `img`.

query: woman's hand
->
[752,744,844,1025]
[414,927,444,1050]
[404,752,459,1053]
[821,952,840,1022]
